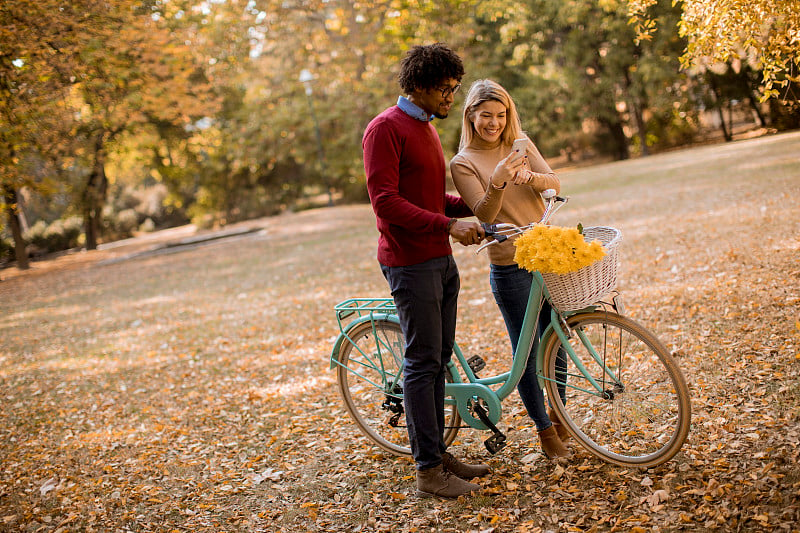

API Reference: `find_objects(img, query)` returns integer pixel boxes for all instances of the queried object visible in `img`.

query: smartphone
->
[511,138,528,153]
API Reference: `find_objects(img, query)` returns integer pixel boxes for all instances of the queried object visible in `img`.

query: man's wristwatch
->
[446,218,457,232]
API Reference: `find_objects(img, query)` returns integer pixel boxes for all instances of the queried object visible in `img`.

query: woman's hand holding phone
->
[491,138,529,187]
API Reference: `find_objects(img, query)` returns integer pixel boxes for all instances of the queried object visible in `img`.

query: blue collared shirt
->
[397,96,434,122]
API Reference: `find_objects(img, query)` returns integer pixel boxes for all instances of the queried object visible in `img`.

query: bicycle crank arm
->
[472,402,507,454]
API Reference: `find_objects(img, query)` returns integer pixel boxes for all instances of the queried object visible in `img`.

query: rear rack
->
[334,297,397,328]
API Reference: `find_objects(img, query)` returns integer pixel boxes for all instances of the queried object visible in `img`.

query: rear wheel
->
[542,311,690,467]
[336,319,461,456]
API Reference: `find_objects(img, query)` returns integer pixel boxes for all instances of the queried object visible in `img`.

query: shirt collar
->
[397,96,434,122]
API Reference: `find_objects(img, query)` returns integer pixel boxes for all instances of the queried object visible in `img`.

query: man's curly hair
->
[398,43,464,94]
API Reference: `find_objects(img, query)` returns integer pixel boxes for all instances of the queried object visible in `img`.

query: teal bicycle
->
[330,192,691,468]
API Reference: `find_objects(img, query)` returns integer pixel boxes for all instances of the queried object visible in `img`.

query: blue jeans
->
[490,264,566,432]
[381,256,460,470]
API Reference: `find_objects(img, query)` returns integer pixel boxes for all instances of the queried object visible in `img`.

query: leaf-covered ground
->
[1,132,799,532]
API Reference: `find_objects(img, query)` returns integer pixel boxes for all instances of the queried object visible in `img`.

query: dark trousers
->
[489,263,567,431]
[381,256,459,470]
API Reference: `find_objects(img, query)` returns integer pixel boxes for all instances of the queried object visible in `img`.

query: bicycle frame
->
[442,271,623,430]
[330,270,623,434]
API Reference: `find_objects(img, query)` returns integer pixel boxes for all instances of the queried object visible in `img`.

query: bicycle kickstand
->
[471,402,507,454]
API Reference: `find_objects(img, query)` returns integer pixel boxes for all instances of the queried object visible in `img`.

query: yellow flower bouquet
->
[513,224,622,312]
[513,225,606,274]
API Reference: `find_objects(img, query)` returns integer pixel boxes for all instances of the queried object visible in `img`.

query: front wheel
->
[335,319,461,456]
[542,311,691,467]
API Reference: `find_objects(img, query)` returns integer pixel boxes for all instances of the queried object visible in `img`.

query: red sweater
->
[363,106,472,267]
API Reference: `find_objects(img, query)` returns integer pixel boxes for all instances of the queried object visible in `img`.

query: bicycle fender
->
[329,313,400,370]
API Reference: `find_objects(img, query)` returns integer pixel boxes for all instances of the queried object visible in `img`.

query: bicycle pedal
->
[467,355,486,374]
[484,433,507,455]
[387,414,401,427]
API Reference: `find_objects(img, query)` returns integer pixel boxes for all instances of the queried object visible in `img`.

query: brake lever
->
[480,223,508,243]
[476,223,507,254]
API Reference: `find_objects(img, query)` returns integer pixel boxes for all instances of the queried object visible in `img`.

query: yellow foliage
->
[628,0,800,98]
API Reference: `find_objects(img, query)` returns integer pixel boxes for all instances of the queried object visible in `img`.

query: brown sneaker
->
[548,407,571,443]
[441,451,490,480]
[416,464,481,499]
[538,425,572,460]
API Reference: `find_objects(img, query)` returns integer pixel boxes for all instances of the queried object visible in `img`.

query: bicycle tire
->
[336,319,461,456]
[541,310,690,467]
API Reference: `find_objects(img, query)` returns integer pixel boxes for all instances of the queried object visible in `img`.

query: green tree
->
[471,0,688,160]
[205,0,480,211]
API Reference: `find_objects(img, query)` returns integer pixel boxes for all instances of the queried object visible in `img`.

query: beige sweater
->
[450,137,561,265]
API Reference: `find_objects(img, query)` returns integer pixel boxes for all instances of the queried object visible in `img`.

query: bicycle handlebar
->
[476,189,569,253]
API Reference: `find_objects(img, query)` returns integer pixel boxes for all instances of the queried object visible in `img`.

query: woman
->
[450,79,570,460]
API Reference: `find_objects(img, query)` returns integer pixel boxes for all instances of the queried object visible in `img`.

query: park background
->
[1,1,799,532]
[1,0,799,264]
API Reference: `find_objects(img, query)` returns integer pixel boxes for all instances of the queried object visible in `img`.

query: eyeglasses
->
[435,83,461,98]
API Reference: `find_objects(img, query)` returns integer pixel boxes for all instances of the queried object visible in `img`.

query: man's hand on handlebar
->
[448,220,486,246]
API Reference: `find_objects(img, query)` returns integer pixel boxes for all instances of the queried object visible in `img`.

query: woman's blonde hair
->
[459,79,524,151]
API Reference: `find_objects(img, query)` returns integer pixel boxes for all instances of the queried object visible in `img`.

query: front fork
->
[538,303,625,396]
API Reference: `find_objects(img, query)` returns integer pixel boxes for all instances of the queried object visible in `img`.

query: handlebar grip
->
[541,189,557,200]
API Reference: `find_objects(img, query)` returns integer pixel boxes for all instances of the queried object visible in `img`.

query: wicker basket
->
[541,226,622,312]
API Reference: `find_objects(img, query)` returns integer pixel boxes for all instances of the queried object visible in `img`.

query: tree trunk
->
[3,184,29,269]
[631,99,648,156]
[600,117,630,160]
[748,95,767,128]
[728,100,734,136]
[82,134,108,250]
[708,75,732,142]
[613,120,630,160]
[624,68,649,157]
[737,68,767,127]
[715,104,730,141]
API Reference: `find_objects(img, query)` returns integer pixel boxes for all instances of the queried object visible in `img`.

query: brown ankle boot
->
[548,407,571,443]
[539,425,571,460]
[416,464,481,499]
[442,452,490,480]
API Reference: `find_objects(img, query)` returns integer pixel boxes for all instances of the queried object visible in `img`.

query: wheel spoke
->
[336,320,461,456]
[543,311,690,467]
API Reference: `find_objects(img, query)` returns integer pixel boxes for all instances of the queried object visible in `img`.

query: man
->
[362,43,489,499]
